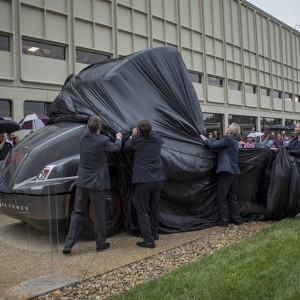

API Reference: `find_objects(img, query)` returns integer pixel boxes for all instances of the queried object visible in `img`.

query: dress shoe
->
[136,241,156,248]
[96,242,110,252]
[218,220,228,227]
[62,247,71,254]
[233,220,242,225]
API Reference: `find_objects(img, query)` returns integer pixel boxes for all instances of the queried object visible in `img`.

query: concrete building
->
[0,0,299,136]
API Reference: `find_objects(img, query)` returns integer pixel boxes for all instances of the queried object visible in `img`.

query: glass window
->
[76,49,110,65]
[203,113,223,137]
[285,119,297,126]
[24,101,51,117]
[228,80,241,91]
[228,114,256,138]
[245,84,257,94]
[0,99,12,118]
[207,76,223,87]
[295,95,300,102]
[0,34,10,52]
[188,72,201,83]
[273,90,282,99]
[260,118,282,132]
[260,87,270,96]
[283,93,292,100]
[22,39,65,60]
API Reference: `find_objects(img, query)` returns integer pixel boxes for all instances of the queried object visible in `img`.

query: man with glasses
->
[200,123,242,227]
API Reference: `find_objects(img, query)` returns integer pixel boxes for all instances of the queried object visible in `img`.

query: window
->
[273,90,282,99]
[203,113,223,136]
[207,76,223,87]
[228,114,256,138]
[228,80,241,91]
[245,84,256,94]
[0,34,10,52]
[260,87,270,96]
[295,95,300,102]
[0,99,12,118]
[260,117,282,132]
[24,101,52,117]
[283,93,292,101]
[22,39,65,60]
[260,117,281,126]
[76,49,110,65]
[188,72,201,83]
[285,119,297,126]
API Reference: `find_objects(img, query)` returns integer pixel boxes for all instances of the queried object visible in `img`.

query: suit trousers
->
[65,186,106,249]
[134,181,164,244]
[217,172,242,223]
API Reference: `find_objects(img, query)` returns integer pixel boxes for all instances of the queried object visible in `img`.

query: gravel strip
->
[37,221,273,300]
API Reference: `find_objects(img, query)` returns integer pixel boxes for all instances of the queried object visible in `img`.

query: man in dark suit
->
[124,120,167,248]
[200,123,242,227]
[0,133,12,161]
[63,116,122,254]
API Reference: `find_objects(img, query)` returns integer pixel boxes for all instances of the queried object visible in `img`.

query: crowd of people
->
[207,124,300,151]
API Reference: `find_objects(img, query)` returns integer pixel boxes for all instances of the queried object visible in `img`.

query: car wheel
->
[81,187,123,239]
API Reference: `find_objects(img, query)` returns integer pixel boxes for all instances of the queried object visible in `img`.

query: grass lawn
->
[112,216,300,300]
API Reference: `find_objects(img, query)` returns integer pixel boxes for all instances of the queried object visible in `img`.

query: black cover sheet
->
[50,46,300,233]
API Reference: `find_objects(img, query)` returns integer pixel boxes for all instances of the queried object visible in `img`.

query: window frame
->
[23,100,52,117]
[272,90,282,99]
[188,71,202,83]
[260,87,270,96]
[207,75,223,87]
[22,39,66,60]
[0,99,12,119]
[76,48,110,65]
[245,83,257,94]
[228,80,241,91]
[0,34,10,52]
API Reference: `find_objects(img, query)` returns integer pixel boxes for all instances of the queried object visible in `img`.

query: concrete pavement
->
[0,213,215,300]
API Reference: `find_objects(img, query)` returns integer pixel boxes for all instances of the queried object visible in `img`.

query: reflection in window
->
[208,76,223,87]
[245,84,256,94]
[0,99,12,118]
[260,87,270,96]
[273,90,282,99]
[285,119,297,126]
[188,72,201,83]
[283,93,292,101]
[228,80,241,91]
[0,34,10,52]
[76,49,110,65]
[24,100,52,117]
[22,39,65,60]
[260,117,282,134]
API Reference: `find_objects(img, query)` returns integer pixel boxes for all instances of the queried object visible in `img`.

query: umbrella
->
[19,114,49,130]
[0,119,20,133]
[247,132,264,138]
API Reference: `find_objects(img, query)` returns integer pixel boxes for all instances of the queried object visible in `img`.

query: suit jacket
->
[123,131,167,183]
[0,142,12,161]
[204,134,240,175]
[76,132,122,190]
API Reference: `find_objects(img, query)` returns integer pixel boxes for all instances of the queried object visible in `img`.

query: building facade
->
[0,0,300,136]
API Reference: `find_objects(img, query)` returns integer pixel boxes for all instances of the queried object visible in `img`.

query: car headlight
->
[37,165,55,180]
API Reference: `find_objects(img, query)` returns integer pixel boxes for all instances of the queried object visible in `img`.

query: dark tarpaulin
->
[265,148,300,220]
[237,148,274,221]
[50,46,300,233]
